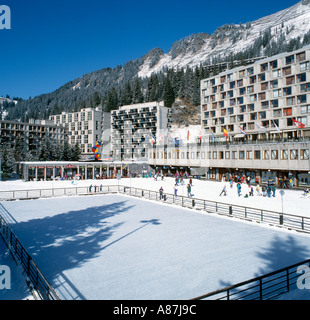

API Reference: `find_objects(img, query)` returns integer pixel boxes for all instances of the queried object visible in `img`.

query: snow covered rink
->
[2,192,310,300]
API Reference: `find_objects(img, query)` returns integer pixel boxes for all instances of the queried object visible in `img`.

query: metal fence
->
[190,259,310,300]
[0,213,60,300]
[1,184,310,234]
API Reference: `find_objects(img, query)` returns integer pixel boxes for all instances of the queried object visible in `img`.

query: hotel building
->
[111,101,172,161]
[0,119,66,156]
[49,107,111,160]
[148,47,310,187]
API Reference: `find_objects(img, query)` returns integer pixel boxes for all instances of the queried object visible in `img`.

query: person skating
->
[219,185,227,196]
[187,183,192,197]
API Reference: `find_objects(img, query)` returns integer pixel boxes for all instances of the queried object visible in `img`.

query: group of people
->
[219,180,277,198]
[159,177,193,200]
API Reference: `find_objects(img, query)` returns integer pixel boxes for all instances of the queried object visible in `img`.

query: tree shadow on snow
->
[218,233,310,299]
[7,200,135,300]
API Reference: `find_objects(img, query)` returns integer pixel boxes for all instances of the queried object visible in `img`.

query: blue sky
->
[0,0,299,99]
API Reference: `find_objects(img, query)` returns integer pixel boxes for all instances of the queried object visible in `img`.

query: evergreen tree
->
[71,144,82,161]
[132,78,144,104]
[163,77,175,108]
[1,146,15,180]
[63,140,72,161]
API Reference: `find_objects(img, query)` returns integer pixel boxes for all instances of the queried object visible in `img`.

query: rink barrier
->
[0,210,60,300]
[190,258,310,300]
[1,185,310,234]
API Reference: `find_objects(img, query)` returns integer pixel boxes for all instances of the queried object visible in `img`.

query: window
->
[247,85,254,94]
[300,61,310,72]
[300,83,310,93]
[239,151,245,159]
[232,151,237,159]
[286,97,295,106]
[273,69,281,78]
[282,66,291,76]
[301,105,310,114]
[250,76,257,84]
[297,94,307,104]
[286,55,295,65]
[286,76,295,85]
[239,87,246,95]
[273,109,282,117]
[247,150,253,159]
[283,107,292,116]
[271,150,278,160]
[258,111,266,119]
[247,104,255,112]
[254,150,261,160]
[261,82,268,91]
[213,151,217,159]
[225,151,230,159]
[219,151,224,159]
[270,60,278,69]
[290,150,298,160]
[273,89,282,98]
[250,94,257,102]
[297,73,306,83]
[270,100,278,108]
[237,79,243,87]
[263,150,270,160]
[283,87,292,96]
[297,116,307,126]
[260,63,268,71]
[300,149,309,160]
[258,73,266,82]
[281,150,288,160]
[296,51,306,62]
[270,80,278,88]
[230,81,236,89]
[258,92,266,101]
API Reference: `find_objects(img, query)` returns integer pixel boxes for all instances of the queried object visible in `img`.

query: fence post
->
[279,214,284,225]
[229,205,232,216]
[192,199,195,207]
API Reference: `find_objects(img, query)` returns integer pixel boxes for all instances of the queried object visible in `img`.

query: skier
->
[219,185,227,196]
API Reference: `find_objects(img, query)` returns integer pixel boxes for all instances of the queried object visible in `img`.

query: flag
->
[272,120,281,132]
[238,125,247,135]
[210,128,215,138]
[158,134,163,144]
[223,128,228,137]
[187,130,190,141]
[292,118,305,129]
[150,135,156,144]
[255,122,266,130]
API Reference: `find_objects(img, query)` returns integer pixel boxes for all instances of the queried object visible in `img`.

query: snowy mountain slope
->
[138,1,310,78]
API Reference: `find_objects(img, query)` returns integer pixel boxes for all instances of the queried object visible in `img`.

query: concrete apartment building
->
[111,101,172,161]
[148,47,310,187]
[0,119,66,156]
[49,107,111,160]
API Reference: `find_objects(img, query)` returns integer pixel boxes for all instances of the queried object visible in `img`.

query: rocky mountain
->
[138,0,310,78]
[3,0,310,122]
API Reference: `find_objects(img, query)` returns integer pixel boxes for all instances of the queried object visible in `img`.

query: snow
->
[0,177,310,300]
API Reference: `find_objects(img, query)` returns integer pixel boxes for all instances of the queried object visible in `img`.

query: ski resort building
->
[148,47,310,187]
[49,107,111,160]
[0,119,66,156]
[111,101,172,161]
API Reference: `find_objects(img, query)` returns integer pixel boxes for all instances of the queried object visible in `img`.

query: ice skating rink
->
[2,191,310,300]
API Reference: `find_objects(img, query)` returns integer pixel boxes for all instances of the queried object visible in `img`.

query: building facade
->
[0,119,66,156]
[148,47,310,187]
[111,101,172,161]
[201,46,310,141]
[49,107,111,159]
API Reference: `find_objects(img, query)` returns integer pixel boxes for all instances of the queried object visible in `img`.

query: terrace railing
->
[190,259,310,300]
